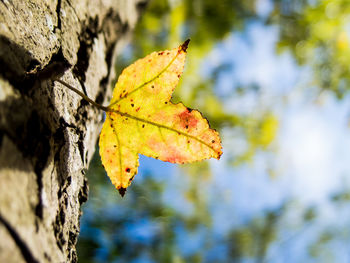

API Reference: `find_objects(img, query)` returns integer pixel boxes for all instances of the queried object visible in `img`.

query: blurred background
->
[77,0,350,262]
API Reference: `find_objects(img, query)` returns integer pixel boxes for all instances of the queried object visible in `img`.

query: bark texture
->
[0,0,147,262]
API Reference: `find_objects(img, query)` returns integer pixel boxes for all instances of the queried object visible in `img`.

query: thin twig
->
[54,79,109,111]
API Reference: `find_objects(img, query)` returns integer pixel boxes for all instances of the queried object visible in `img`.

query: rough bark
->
[0,0,147,262]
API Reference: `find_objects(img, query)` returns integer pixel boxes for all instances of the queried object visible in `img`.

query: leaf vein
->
[108,50,181,107]
[109,109,215,153]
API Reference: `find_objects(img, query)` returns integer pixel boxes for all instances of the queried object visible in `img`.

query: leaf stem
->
[54,79,109,111]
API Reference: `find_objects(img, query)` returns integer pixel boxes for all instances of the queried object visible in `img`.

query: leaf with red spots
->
[99,40,222,196]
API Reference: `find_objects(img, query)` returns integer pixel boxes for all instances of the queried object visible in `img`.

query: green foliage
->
[270,0,350,98]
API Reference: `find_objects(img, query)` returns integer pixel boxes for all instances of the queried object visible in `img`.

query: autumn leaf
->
[99,40,222,196]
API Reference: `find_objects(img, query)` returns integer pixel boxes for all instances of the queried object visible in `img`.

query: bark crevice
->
[0,213,40,263]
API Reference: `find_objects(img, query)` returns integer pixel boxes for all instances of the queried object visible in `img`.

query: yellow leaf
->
[99,40,222,196]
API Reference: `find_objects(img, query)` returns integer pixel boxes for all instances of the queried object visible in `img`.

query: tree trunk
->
[0,0,147,262]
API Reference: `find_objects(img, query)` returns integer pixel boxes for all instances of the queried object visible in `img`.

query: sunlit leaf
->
[99,40,222,196]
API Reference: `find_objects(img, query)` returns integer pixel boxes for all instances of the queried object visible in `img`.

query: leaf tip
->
[215,134,223,160]
[118,187,127,197]
[180,39,190,52]
[217,149,223,160]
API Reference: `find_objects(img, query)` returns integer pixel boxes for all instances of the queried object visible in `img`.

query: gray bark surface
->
[0,1,147,262]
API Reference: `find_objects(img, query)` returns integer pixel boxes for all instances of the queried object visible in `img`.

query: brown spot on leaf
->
[125,168,130,173]
[142,124,145,128]
[158,51,164,55]
[136,107,140,112]
[212,140,215,143]
[178,109,198,129]
[131,104,134,107]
